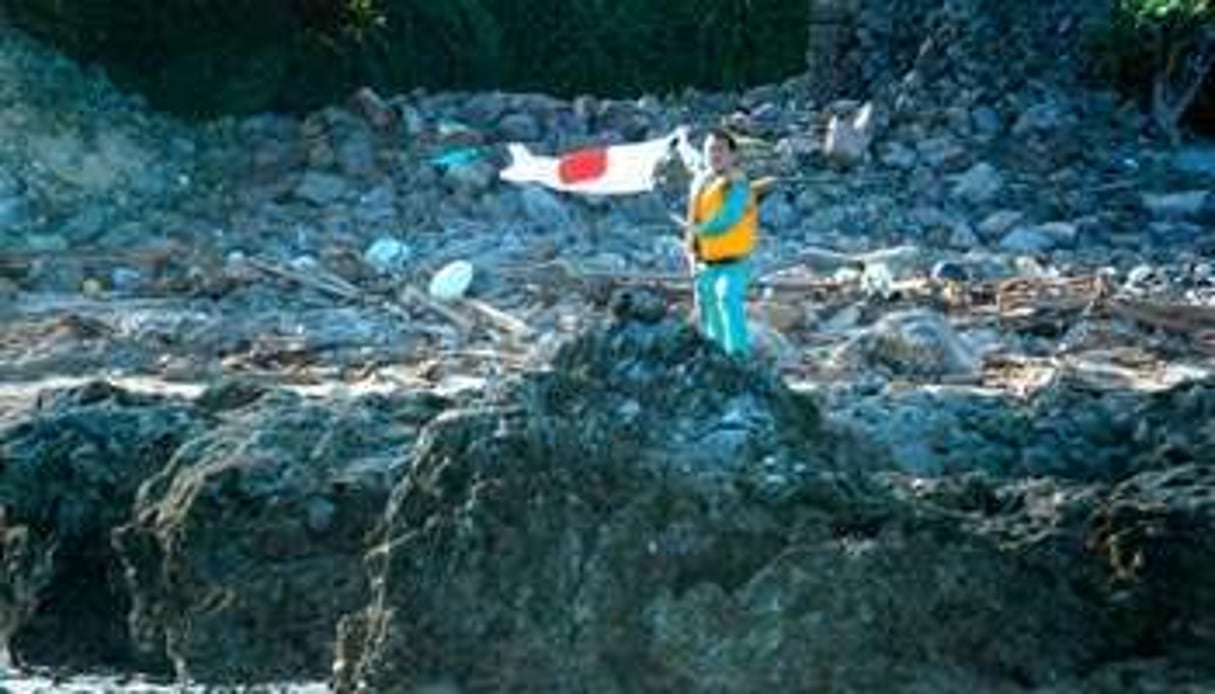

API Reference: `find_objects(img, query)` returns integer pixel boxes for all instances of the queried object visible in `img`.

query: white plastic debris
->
[860,261,895,299]
[363,237,413,275]
[428,260,475,301]
[290,255,319,272]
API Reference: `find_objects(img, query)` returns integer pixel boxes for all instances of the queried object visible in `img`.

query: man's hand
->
[669,211,700,261]
[684,229,700,260]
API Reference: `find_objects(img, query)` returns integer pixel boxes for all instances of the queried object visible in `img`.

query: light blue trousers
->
[694,260,750,356]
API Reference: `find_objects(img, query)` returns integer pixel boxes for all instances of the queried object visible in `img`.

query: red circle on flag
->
[558,148,608,184]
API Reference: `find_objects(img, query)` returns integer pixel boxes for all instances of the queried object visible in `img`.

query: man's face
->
[705,135,733,174]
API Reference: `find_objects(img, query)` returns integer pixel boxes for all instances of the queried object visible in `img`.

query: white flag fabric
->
[500,127,697,195]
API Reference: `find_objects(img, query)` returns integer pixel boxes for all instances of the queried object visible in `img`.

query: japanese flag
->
[500,127,696,195]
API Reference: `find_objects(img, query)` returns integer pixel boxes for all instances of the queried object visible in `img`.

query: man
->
[684,128,758,357]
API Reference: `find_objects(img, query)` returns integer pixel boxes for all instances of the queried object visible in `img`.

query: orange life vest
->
[688,175,758,262]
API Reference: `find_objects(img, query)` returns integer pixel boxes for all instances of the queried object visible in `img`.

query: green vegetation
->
[1092,0,1214,139]
[2,0,809,117]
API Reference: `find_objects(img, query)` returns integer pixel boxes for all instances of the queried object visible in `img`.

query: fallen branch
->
[245,256,475,334]
[399,285,476,334]
[0,243,186,267]
[996,275,1108,316]
[458,298,535,337]
[1108,297,1215,335]
[244,257,362,301]
[0,295,189,318]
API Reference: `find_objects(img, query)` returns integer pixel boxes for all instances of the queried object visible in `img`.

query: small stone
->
[1141,191,1209,219]
[761,302,804,332]
[335,128,378,179]
[610,287,667,324]
[24,234,69,252]
[0,276,19,301]
[879,142,917,170]
[1149,221,1201,244]
[1012,102,1067,136]
[305,498,336,535]
[916,136,966,170]
[835,309,979,379]
[794,189,821,214]
[977,210,1024,240]
[62,208,112,242]
[0,167,20,197]
[760,196,798,230]
[110,267,144,294]
[294,171,349,205]
[363,237,413,275]
[822,305,861,332]
[948,221,981,249]
[0,201,30,233]
[1037,221,1078,246]
[950,162,1004,204]
[350,87,396,130]
[911,206,954,229]
[443,160,496,193]
[498,113,542,142]
[971,106,1002,136]
[1173,147,1215,178]
[1000,226,1056,253]
[999,222,1076,254]
[520,186,573,230]
[81,277,104,296]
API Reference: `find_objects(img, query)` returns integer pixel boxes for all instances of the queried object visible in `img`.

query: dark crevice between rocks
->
[9,538,166,673]
[1,381,197,673]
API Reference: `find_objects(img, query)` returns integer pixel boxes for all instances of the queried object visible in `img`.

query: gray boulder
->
[294,171,350,205]
[1142,191,1209,220]
[1172,146,1215,178]
[832,310,980,381]
[950,162,1004,205]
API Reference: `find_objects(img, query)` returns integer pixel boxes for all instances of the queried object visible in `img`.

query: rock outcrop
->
[331,309,1215,693]
[0,382,197,669]
[112,384,445,682]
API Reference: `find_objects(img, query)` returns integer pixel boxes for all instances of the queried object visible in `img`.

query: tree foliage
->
[0,0,809,116]
[1125,0,1211,22]
[1093,0,1214,139]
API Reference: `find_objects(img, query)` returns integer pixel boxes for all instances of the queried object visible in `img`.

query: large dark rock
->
[333,316,1118,693]
[1025,375,1215,480]
[0,381,197,670]
[1091,464,1215,664]
[833,375,1215,480]
[113,387,446,683]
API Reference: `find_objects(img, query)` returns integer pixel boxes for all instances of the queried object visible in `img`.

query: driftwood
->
[245,256,476,334]
[0,243,186,268]
[790,245,921,275]
[398,285,475,334]
[996,275,1108,315]
[458,298,535,337]
[244,257,363,301]
[1108,298,1215,335]
[0,295,189,318]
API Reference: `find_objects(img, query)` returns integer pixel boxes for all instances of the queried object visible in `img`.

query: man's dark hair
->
[708,127,738,151]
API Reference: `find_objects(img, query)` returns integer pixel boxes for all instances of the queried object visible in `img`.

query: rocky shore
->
[2,0,1215,690]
